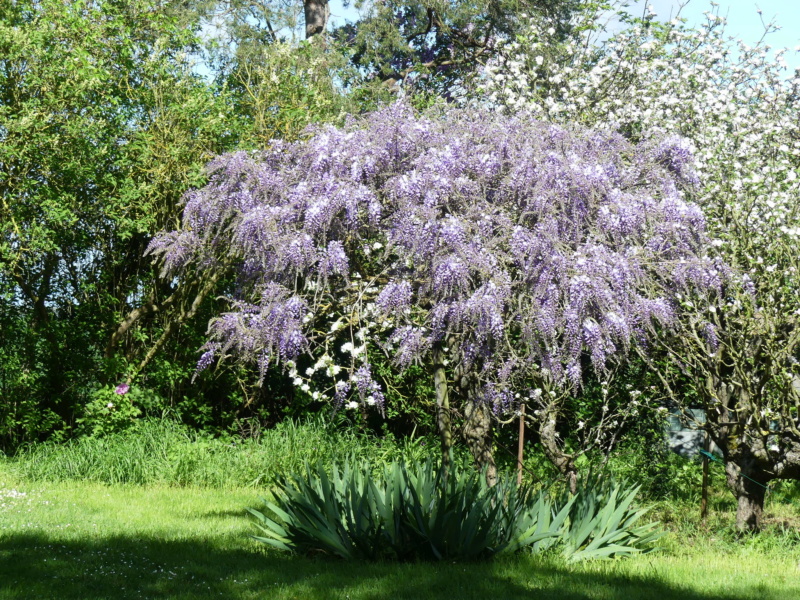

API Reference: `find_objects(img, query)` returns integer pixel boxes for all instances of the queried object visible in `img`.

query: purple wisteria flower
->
[150,102,720,411]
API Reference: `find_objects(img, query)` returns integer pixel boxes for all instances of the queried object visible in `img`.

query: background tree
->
[333,0,583,98]
[0,0,227,443]
[0,0,311,447]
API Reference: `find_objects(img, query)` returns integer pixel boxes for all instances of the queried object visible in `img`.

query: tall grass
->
[7,417,455,488]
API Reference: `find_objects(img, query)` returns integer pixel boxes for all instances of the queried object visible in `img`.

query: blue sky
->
[329,0,800,73]
[632,0,800,71]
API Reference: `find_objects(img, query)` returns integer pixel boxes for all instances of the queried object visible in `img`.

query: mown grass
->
[3,420,799,598]
[2,463,799,600]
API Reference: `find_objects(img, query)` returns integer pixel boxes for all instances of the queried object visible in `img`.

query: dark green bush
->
[249,458,661,562]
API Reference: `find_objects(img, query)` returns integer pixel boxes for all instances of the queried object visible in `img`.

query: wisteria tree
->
[149,102,718,485]
[480,3,800,528]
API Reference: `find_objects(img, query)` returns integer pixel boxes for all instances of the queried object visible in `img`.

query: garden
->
[1,1,799,598]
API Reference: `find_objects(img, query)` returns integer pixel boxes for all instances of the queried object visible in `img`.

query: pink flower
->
[115,383,130,395]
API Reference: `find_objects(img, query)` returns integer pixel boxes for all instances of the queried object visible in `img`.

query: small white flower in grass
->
[346,401,359,410]
[107,402,114,409]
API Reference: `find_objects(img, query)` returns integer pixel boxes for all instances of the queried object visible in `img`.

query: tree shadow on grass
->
[0,532,783,600]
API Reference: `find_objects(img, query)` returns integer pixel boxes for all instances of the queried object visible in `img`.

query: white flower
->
[346,401,359,410]
[107,402,114,409]
[535,55,544,66]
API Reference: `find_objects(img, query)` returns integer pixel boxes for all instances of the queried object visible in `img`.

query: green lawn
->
[1,466,798,600]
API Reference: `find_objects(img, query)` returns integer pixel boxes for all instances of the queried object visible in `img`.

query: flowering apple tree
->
[479,2,800,527]
[148,102,717,484]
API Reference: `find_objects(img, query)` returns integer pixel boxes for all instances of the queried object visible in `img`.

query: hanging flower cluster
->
[148,102,719,413]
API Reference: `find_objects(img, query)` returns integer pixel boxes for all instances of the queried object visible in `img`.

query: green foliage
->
[0,0,369,449]
[554,476,663,561]
[0,0,240,447]
[76,386,144,438]
[224,39,353,146]
[249,458,660,562]
[7,416,452,487]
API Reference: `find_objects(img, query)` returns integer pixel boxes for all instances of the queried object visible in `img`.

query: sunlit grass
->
[1,464,798,600]
[6,417,454,489]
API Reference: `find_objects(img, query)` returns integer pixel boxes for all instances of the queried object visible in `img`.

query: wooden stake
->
[517,403,526,486]
[701,430,710,521]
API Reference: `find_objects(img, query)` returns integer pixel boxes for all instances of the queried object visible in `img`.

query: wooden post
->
[700,430,710,521]
[517,403,525,486]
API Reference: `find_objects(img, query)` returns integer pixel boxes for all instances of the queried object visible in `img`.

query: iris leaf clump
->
[249,458,660,561]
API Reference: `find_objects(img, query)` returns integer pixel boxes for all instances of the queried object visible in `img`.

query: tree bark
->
[724,460,768,532]
[430,345,453,470]
[461,379,497,487]
[304,0,329,39]
[538,402,578,494]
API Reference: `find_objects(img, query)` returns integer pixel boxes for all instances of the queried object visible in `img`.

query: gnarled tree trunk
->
[430,345,453,470]
[538,402,578,494]
[724,460,769,532]
[461,376,497,487]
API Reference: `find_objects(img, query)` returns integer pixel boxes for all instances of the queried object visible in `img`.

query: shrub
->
[249,458,661,561]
